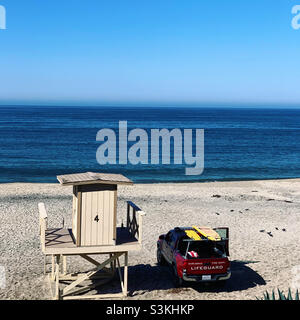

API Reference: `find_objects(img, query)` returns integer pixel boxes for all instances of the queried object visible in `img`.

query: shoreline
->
[2,176,300,186]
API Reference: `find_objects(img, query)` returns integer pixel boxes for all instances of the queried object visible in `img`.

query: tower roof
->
[57,172,133,186]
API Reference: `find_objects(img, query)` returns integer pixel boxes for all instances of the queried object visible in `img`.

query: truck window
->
[170,233,177,249]
[177,239,188,255]
[177,239,226,259]
[188,241,225,258]
[165,232,172,243]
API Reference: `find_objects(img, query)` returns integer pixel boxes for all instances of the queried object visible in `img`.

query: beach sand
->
[0,179,300,300]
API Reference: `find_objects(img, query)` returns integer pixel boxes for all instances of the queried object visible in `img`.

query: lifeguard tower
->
[38,172,146,300]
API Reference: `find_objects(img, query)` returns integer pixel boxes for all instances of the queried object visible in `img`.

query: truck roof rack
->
[182,238,229,242]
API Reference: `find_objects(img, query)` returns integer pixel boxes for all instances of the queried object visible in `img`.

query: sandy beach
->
[0,178,300,300]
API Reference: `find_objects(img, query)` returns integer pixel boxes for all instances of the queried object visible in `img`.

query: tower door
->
[80,186,116,246]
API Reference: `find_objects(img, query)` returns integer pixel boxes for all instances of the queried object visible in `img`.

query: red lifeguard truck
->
[157,226,231,287]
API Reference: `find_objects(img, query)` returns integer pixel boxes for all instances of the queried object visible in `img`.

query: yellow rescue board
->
[192,226,221,241]
[185,229,202,241]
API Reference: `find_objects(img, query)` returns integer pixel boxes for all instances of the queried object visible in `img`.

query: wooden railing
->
[38,202,48,252]
[126,201,146,244]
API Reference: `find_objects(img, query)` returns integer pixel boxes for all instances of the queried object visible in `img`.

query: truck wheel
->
[157,248,167,266]
[172,265,183,288]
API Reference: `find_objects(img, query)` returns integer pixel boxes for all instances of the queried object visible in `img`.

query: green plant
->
[258,288,299,300]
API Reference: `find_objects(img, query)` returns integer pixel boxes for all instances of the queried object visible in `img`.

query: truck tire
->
[172,264,183,288]
[157,248,167,266]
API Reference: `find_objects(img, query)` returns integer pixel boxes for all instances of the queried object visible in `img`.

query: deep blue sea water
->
[1,106,300,183]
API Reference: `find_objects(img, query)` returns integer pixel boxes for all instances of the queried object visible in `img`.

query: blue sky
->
[0,0,299,106]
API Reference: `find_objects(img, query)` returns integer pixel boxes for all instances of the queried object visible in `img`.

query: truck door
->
[214,227,229,256]
[162,231,173,263]
[169,232,178,262]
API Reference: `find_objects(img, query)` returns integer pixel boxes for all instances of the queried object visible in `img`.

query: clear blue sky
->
[0,0,299,106]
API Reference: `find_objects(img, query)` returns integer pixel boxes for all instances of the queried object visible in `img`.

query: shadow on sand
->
[222,260,266,292]
[188,260,266,293]
[89,260,266,296]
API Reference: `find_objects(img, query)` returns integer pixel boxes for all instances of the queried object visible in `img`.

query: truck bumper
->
[182,270,231,282]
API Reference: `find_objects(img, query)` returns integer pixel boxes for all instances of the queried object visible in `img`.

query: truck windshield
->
[178,239,226,259]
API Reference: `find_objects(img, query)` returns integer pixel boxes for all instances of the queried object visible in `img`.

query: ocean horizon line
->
[1,103,300,109]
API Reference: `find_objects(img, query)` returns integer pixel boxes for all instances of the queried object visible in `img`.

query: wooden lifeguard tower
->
[38,172,146,300]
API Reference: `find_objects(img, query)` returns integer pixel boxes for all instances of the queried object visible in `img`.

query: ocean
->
[1,105,300,183]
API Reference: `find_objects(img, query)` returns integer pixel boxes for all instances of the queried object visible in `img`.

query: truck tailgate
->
[186,258,229,275]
